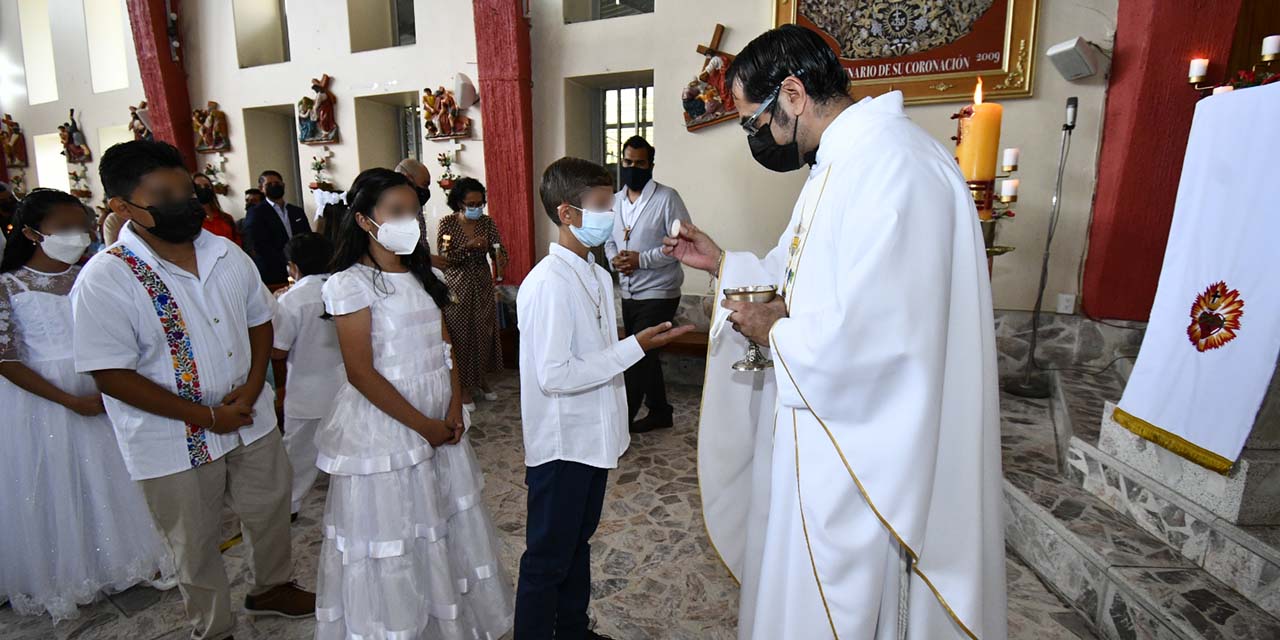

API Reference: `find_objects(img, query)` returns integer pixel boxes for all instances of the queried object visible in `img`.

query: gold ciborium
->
[723,285,777,371]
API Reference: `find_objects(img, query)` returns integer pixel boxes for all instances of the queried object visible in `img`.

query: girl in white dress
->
[0,189,172,622]
[315,169,514,639]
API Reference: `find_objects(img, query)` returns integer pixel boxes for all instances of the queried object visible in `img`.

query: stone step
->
[1000,392,1280,639]
[1067,431,1280,618]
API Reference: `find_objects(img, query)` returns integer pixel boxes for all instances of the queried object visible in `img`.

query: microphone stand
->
[1004,116,1075,399]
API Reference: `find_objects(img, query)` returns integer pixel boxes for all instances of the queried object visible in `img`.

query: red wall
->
[472,0,536,284]
[1082,0,1243,320]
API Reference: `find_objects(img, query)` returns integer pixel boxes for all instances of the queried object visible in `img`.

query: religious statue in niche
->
[422,86,472,140]
[193,101,230,153]
[129,101,153,141]
[59,109,92,164]
[298,75,339,145]
[1,113,29,168]
[684,25,738,132]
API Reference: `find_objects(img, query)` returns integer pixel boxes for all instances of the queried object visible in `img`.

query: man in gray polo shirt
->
[606,135,693,433]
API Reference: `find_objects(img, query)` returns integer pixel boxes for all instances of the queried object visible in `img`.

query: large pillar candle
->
[956,79,1003,182]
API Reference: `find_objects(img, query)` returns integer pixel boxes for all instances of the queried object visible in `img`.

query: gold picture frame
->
[774,0,1039,105]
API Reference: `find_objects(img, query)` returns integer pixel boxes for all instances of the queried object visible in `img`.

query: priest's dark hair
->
[623,135,655,163]
[0,188,86,273]
[446,176,487,213]
[538,157,614,226]
[327,167,451,309]
[98,139,186,200]
[727,24,850,105]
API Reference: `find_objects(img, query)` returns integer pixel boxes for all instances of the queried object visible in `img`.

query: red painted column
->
[125,0,197,170]
[472,0,535,284]
[1081,0,1243,320]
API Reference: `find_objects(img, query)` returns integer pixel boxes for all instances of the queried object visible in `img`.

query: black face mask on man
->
[747,100,818,173]
[415,186,431,207]
[129,197,206,243]
[194,186,216,205]
[264,183,286,200]
[619,166,653,192]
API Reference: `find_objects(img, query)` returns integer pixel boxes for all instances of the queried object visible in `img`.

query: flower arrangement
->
[310,146,336,191]
[437,152,460,191]
[68,167,92,200]
[202,158,230,195]
[1228,68,1279,90]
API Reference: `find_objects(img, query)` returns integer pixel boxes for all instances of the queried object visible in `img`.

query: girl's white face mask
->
[368,217,421,255]
[35,230,91,264]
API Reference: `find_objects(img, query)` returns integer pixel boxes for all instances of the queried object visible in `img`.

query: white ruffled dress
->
[0,266,173,622]
[316,264,514,640]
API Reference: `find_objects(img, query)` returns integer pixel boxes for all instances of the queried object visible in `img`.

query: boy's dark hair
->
[446,177,487,213]
[244,188,264,197]
[539,157,614,226]
[258,170,283,186]
[726,24,851,106]
[622,135,655,163]
[98,139,186,200]
[284,232,333,277]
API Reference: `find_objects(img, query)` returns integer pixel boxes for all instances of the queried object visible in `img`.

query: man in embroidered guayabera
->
[72,140,315,640]
[664,26,1007,640]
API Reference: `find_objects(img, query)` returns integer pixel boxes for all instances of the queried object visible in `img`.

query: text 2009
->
[976,52,1002,63]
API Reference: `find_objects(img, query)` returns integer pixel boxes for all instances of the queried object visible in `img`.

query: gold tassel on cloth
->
[1111,407,1234,475]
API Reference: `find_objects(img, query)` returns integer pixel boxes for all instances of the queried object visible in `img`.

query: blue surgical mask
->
[464,206,484,220]
[569,205,614,248]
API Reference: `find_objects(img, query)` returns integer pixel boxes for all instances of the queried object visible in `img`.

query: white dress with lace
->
[0,266,173,622]
[315,264,514,640]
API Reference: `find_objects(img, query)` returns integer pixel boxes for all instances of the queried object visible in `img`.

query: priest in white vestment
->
[665,26,1007,639]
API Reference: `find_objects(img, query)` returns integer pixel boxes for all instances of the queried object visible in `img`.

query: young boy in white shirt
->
[72,140,313,640]
[270,232,344,517]
[514,157,690,639]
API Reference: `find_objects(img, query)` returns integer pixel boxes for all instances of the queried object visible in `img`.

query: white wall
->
[528,0,1118,311]
[1,0,144,199]
[184,0,484,227]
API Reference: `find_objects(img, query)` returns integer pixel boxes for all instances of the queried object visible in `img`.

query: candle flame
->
[974,77,984,104]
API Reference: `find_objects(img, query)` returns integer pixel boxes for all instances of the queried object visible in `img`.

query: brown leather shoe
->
[243,581,315,619]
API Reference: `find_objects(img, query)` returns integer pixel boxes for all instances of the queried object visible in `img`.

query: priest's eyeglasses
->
[740,86,780,136]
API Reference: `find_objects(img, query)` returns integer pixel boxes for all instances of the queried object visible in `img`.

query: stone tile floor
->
[0,372,1095,639]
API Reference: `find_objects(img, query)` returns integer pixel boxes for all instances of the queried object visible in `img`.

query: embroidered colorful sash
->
[108,245,212,468]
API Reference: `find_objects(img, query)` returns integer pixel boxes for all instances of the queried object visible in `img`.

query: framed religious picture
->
[774,0,1039,105]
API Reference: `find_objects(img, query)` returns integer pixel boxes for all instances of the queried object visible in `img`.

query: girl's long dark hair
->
[328,168,451,309]
[0,188,85,273]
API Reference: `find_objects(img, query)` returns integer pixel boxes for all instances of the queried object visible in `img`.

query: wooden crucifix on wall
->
[683,24,739,132]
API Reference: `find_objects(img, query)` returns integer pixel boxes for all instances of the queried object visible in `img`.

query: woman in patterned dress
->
[437,178,505,409]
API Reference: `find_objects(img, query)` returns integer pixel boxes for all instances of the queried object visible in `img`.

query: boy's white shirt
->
[516,242,643,469]
[273,274,346,419]
[71,225,278,481]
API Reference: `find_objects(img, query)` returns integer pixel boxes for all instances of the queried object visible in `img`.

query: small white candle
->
[1188,58,1209,79]
[1212,85,1234,95]
[670,219,682,238]
[1000,179,1020,198]
[1263,35,1280,57]
[1002,148,1020,168]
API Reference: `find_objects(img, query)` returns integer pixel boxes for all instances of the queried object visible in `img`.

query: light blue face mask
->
[568,205,615,248]
[464,206,484,220]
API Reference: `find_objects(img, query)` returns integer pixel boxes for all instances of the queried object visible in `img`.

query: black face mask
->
[131,197,206,243]
[748,112,818,173]
[194,186,216,205]
[620,166,653,192]
[415,186,431,207]
[265,183,286,200]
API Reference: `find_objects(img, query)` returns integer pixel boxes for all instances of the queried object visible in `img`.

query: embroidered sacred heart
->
[1186,281,1244,353]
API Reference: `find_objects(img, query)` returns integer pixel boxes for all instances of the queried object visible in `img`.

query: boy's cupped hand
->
[636,322,695,352]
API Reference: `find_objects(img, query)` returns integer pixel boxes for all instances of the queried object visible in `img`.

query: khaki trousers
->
[139,429,294,640]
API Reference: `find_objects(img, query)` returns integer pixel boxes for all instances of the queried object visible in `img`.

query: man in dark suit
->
[245,170,310,289]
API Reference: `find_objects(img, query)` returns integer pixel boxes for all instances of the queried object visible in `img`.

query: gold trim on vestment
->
[782,168,833,310]
[793,408,840,637]
[771,341,983,640]
[1112,407,1233,474]
[696,254,741,586]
